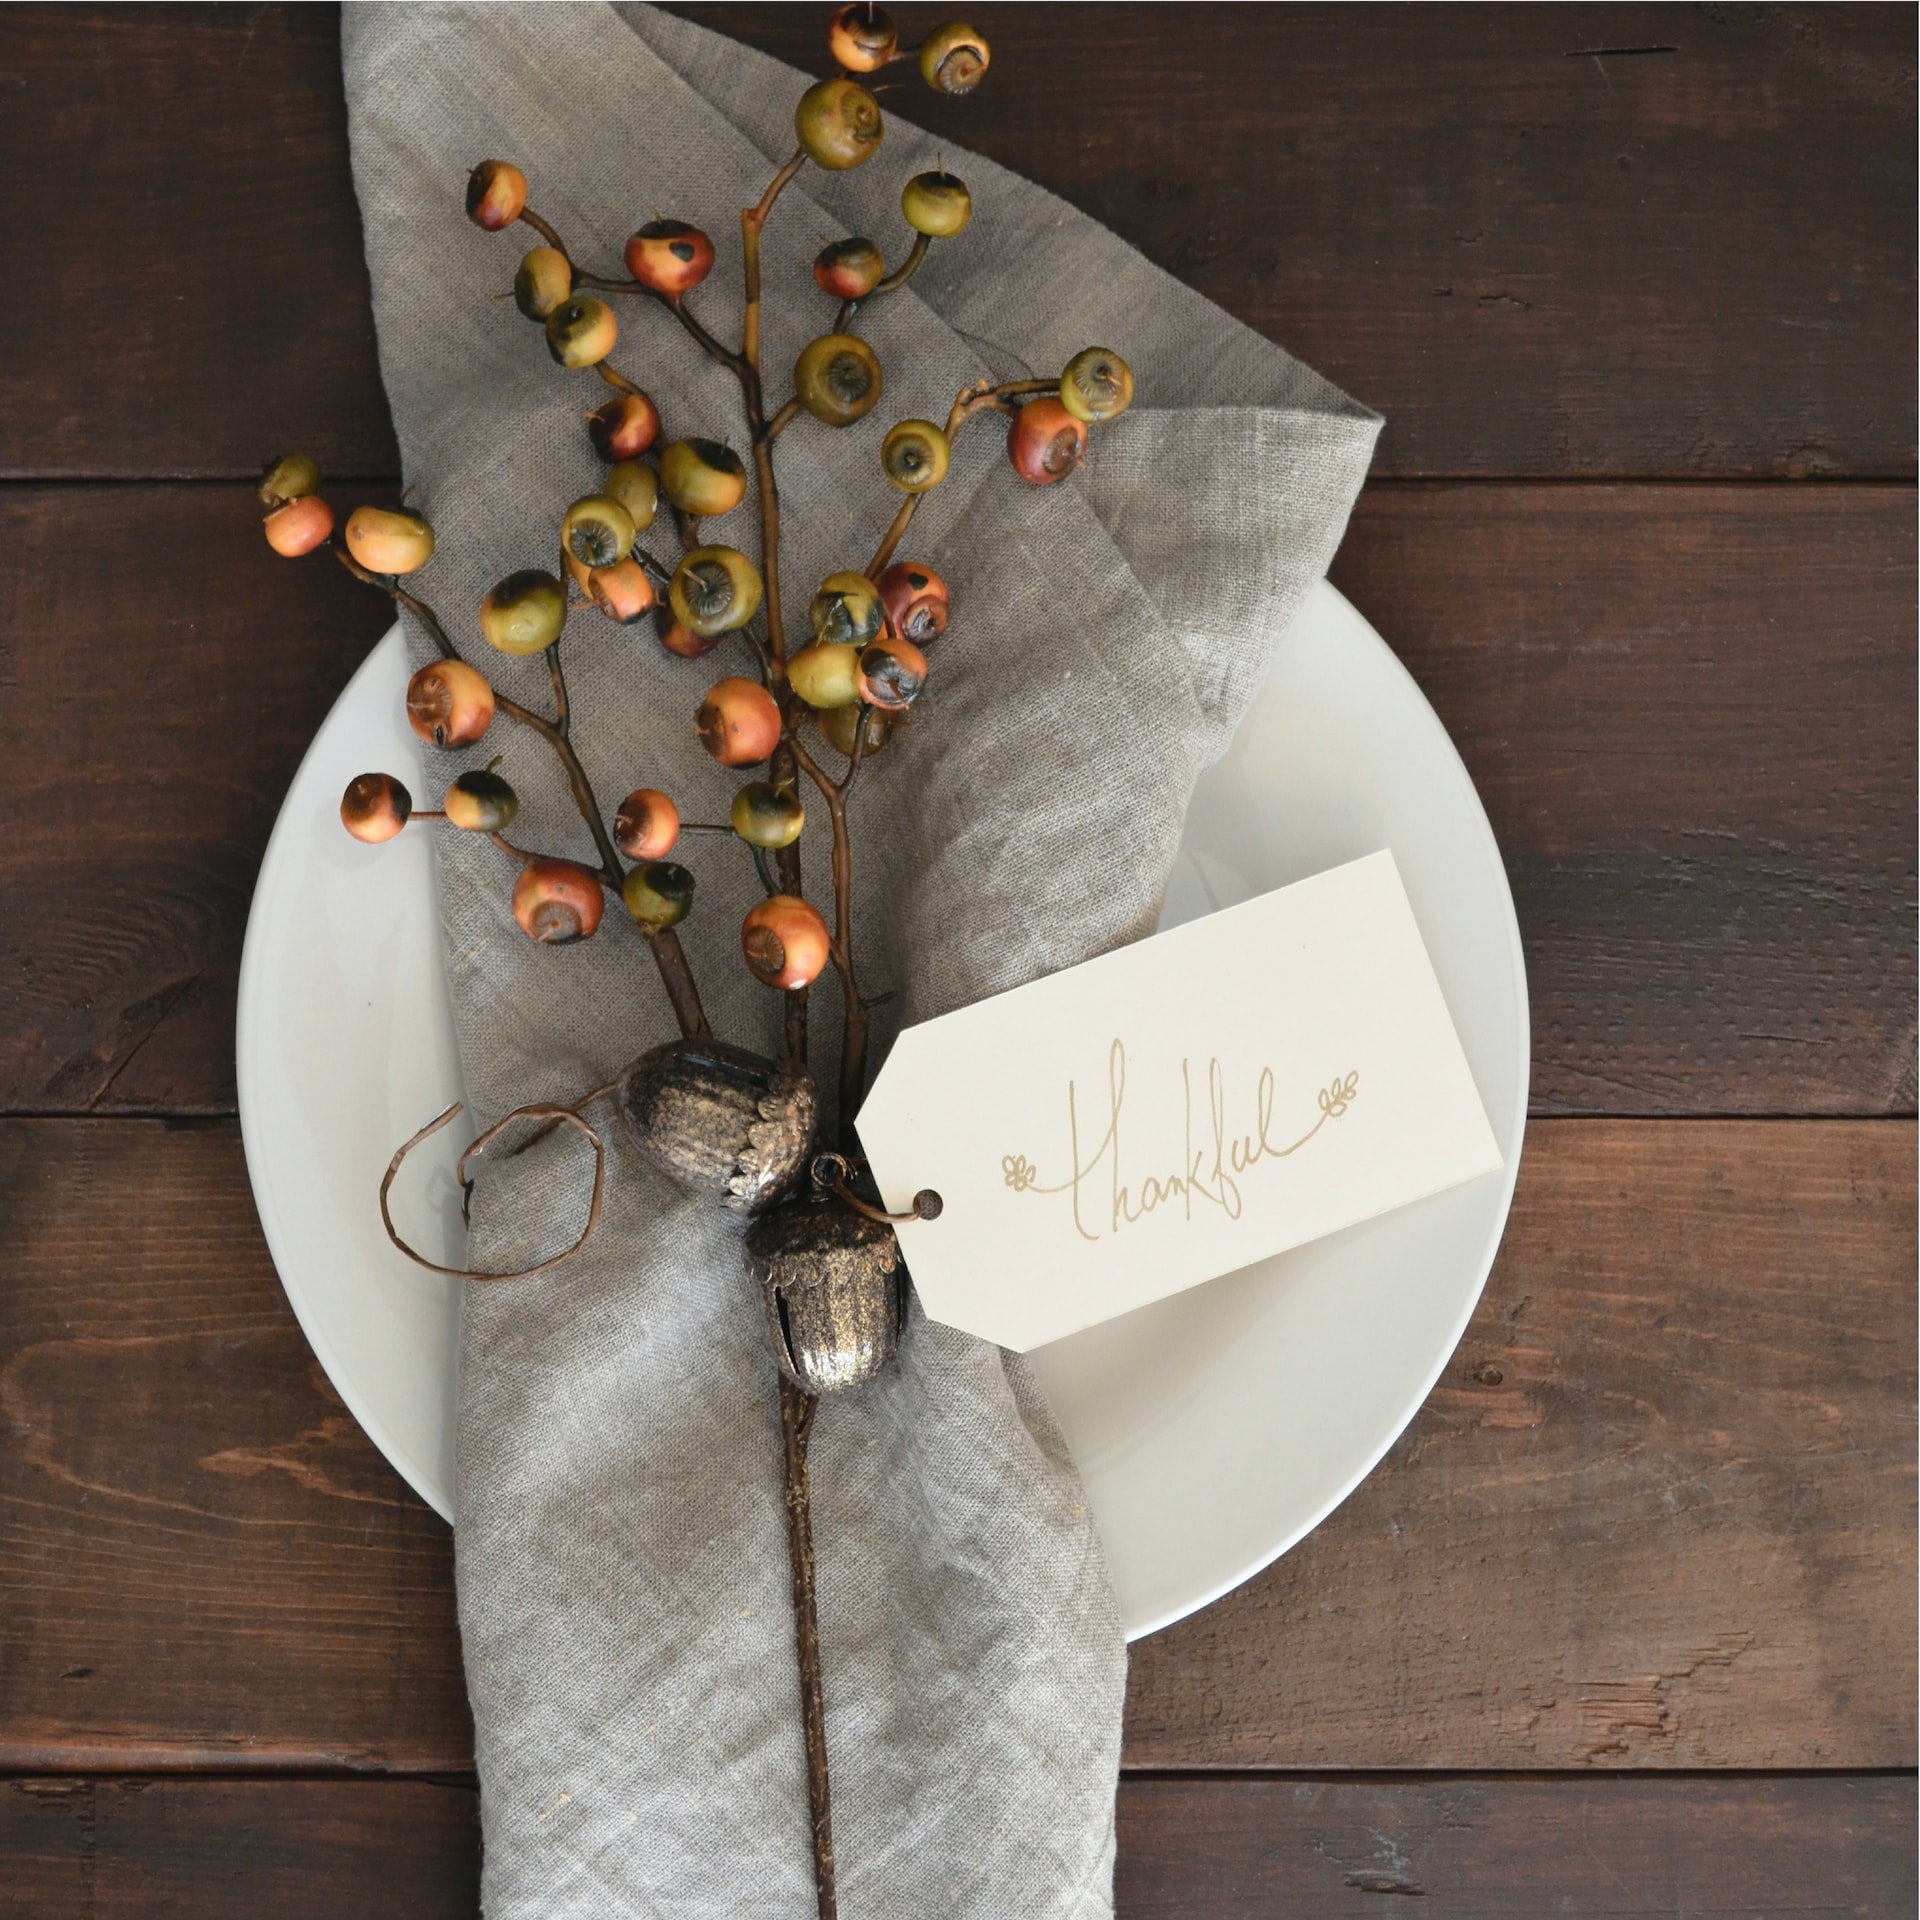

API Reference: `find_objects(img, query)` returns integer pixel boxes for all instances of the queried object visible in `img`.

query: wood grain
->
[1,5,1911,482]
[1332,483,1918,1118]
[2,484,1908,1117]
[3,1774,1910,1917]
[3,1117,1910,1772]
[1112,1775,1919,1916]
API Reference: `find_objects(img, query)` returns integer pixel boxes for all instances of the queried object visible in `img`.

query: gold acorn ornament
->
[748,1191,905,1394]
[620,1039,818,1213]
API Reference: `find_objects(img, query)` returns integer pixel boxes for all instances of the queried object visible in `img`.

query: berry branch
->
[253,14,1137,1914]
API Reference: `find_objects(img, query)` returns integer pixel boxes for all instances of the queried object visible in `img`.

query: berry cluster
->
[264,8,1130,1123]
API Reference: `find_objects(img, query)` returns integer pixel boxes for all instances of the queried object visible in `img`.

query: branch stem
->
[779,1378,838,1920]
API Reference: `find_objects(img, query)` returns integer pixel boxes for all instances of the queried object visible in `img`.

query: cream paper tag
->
[855,851,1502,1352]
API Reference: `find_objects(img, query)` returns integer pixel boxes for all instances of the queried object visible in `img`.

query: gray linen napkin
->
[342,8,1378,1914]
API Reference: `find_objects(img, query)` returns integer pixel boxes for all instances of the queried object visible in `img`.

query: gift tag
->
[855,851,1503,1352]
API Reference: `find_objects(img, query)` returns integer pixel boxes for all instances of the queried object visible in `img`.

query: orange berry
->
[857,636,928,710]
[587,557,655,624]
[696,676,783,766]
[587,391,660,460]
[340,772,410,844]
[1006,396,1086,485]
[405,659,495,749]
[466,160,527,231]
[876,560,949,646]
[624,220,715,296]
[345,505,435,574]
[264,495,334,557]
[742,894,831,990]
[828,2,897,71]
[512,858,605,944]
[614,788,681,860]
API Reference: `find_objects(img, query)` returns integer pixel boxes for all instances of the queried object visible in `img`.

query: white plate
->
[237,580,1528,1641]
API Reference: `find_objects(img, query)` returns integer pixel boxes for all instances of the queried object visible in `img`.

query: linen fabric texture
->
[342,7,1378,1915]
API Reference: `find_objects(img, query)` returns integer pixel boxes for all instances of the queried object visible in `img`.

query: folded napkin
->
[343,8,1377,1913]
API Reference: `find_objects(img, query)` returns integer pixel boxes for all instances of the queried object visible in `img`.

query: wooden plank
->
[1,483,1908,1117]
[1330,483,1918,1118]
[1113,1775,1920,1916]
[3,1778,479,1919]
[3,1774,1911,1916]
[0,487,395,1117]
[2,5,1911,481]
[2,1117,1910,1772]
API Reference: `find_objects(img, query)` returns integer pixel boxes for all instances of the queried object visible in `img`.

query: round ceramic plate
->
[237,579,1528,1640]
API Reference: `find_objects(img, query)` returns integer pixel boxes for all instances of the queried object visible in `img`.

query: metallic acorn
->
[794,77,884,170]
[466,159,527,230]
[514,246,573,321]
[587,390,660,460]
[919,20,989,94]
[672,547,764,639]
[815,237,885,300]
[545,295,618,368]
[480,568,568,655]
[659,439,748,517]
[341,771,411,844]
[624,219,716,296]
[258,453,321,507]
[748,1194,905,1394]
[443,768,518,833]
[406,659,495,749]
[808,570,886,649]
[881,418,950,492]
[901,170,972,238]
[827,2,897,71]
[263,495,334,557]
[621,859,695,930]
[1007,395,1087,484]
[875,560,949,645]
[619,1038,818,1213]
[794,333,883,426]
[1060,346,1135,423]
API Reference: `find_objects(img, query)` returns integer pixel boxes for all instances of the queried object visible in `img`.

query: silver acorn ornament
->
[747,1192,905,1394]
[619,1038,818,1213]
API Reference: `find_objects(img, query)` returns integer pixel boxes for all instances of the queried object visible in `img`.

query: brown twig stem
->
[779,1377,838,1920]
[835,229,932,331]
[789,728,870,1143]
[865,378,1059,575]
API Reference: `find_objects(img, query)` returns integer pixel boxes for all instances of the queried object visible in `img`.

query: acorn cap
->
[746,1194,905,1394]
[619,1039,817,1214]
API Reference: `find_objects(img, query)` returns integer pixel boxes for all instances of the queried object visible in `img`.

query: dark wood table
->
[3,6,1914,1911]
